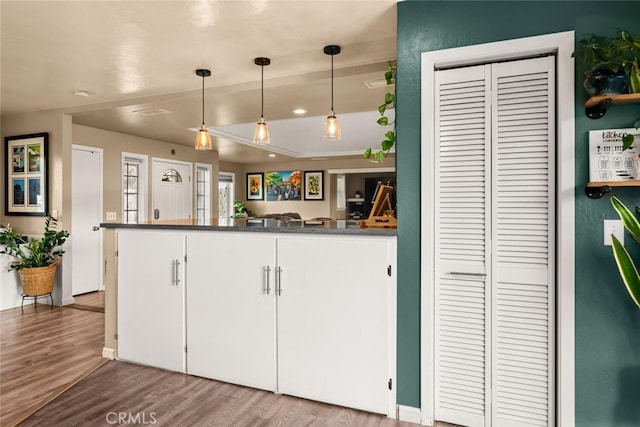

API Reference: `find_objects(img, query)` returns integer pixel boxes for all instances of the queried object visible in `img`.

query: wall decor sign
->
[265,170,301,201]
[246,172,264,200]
[4,133,48,216]
[304,170,324,201]
[588,128,640,182]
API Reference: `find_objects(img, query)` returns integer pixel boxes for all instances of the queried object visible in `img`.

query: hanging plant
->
[364,60,397,163]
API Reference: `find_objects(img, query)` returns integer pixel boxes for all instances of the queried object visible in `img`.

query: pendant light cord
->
[201,74,205,126]
[330,54,334,112]
[261,64,265,119]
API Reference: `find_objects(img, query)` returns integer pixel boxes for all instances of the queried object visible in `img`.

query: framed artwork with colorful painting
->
[265,171,301,201]
[304,170,324,200]
[246,172,264,200]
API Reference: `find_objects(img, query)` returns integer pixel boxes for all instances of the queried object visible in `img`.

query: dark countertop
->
[100,218,397,236]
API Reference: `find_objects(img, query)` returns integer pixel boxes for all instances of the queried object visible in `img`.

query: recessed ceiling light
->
[268,153,276,158]
[293,108,307,115]
[73,89,89,97]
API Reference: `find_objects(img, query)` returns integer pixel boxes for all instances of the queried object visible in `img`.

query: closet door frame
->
[420,31,575,427]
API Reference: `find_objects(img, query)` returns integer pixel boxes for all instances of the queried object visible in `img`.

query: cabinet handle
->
[277,266,283,296]
[173,259,181,286]
[264,266,271,295]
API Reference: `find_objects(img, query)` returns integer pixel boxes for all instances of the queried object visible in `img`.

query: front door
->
[71,145,103,295]
[151,159,192,221]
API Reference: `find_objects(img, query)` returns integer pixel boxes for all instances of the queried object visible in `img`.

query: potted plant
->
[0,216,69,307]
[232,201,255,218]
[574,29,640,95]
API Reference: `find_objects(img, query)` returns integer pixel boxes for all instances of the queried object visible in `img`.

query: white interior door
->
[433,56,555,427]
[71,146,102,296]
[152,159,192,221]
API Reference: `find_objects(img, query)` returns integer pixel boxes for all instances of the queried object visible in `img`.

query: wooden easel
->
[360,184,397,229]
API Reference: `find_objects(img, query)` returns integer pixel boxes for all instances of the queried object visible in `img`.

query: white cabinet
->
[117,230,186,372]
[116,229,395,415]
[277,236,394,414]
[186,232,276,391]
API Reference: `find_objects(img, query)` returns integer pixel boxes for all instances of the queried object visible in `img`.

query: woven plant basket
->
[18,260,60,296]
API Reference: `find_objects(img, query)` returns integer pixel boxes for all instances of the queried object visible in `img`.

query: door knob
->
[92,226,100,231]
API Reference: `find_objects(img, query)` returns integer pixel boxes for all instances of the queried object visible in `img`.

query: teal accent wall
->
[396,1,640,425]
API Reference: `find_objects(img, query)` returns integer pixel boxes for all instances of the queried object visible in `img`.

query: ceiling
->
[0,0,398,163]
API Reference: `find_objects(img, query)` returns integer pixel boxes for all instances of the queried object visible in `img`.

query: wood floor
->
[0,293,105,427]
[1,291,456,427]
[21,360,423,427]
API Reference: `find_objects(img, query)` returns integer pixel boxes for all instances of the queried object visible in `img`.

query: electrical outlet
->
[106,212,117,221]
[604,219,624,246]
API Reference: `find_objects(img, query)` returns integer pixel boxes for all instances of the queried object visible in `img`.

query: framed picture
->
[4,133,48,216]
[265,171,302,201]
[304,170,324,201]
[247,172,264,200]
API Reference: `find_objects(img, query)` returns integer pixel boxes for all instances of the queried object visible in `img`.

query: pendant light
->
[195,68,212,150]
[253,57,271,145]
[323,45,341,140]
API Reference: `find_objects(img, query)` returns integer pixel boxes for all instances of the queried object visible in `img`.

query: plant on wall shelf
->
[573,29,640,95]
[363,60,397,163]
[609,196,640,309]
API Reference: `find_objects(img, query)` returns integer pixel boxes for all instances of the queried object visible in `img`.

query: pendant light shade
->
[195,68,212,150]
[323,45,341,140]
[253,57,271,145]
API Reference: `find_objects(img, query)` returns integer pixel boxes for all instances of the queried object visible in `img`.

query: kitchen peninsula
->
[101,219,397,416]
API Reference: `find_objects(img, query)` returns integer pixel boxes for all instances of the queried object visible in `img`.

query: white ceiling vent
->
[132,108,171,115]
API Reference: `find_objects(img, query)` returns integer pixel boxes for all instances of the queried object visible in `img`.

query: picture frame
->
[4,133,48,216]
[246,172,264,200]
[265,171,302,201]
[304,170,324,201]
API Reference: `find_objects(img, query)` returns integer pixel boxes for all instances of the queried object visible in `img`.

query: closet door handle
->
[264,266,271,295]
[173,259,181,286]
[277,267,283,296]
[447,271,486,278]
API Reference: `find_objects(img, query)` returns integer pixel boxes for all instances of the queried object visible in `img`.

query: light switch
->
[604,219,624,246]
[106,212,117,221]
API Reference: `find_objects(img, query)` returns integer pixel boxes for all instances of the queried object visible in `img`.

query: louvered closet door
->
[434,64,491,427]
[434,56,555,427]
[491,56,555,427]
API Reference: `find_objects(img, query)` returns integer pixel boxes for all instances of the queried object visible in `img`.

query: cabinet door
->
[277,236,393,414]
[117,230,186,372]
[186,232,276,391]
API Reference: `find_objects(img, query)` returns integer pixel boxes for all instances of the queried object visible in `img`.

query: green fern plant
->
[609,196,640,308]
